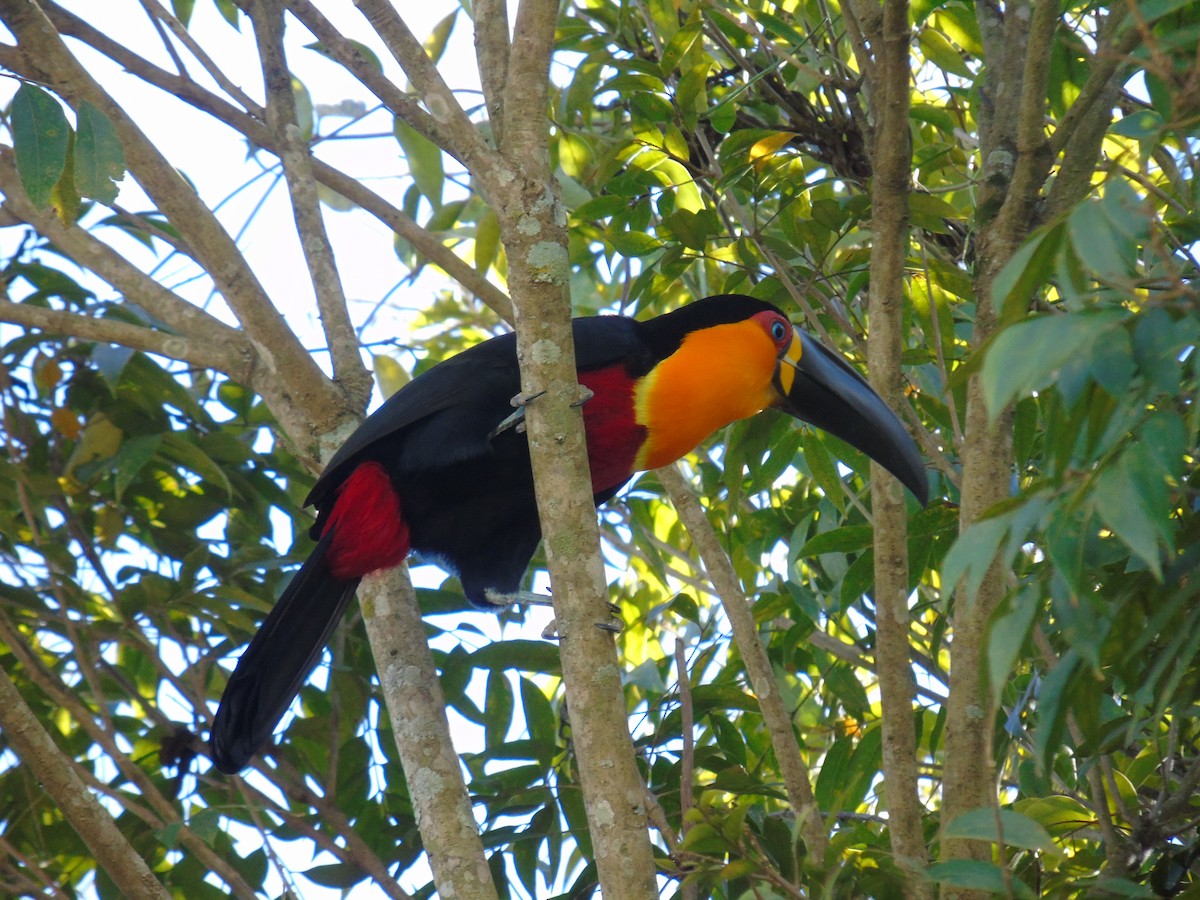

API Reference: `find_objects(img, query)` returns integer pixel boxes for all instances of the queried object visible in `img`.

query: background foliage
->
[0,0,1198,897]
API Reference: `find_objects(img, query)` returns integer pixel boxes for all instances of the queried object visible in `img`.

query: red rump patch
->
[578,366,646,494]
[321,461,411,579]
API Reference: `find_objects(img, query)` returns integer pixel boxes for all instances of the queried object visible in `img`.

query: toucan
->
[210,294,927,773]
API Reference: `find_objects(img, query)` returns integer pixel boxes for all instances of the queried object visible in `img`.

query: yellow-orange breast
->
[633,319,779,470]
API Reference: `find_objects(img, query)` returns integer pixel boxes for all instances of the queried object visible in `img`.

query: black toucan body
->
[211,294,928,773]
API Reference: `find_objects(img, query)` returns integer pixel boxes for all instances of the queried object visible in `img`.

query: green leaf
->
[474,208,500,273]
[660,22,702,75]
[160,433,233,498]
[214,0,240,28]
[372,353,409,398]
[981,310,1124,416]
[11,84,70,209]
[423,10,458,63]
[171,0,196,26]
[292,77,314,142]
[394,119,445,208]
[799,525,873,557]
[484,670,514,749]
[114,434,163,502]
[987,586,1038,707]
[926,860,1035,898]
[74,102,125,204]
[919,27,973,77]
[941,514,1010,606]
[1093,447,1170,577]
[992,223,1063,324]
[609,229,663,257]
[1068,200,1135,283]
[1034,649,1080,769]
[943,807,1057,854]
[1014,795,1096,838]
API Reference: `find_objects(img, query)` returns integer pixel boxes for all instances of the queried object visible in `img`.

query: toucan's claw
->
[488,407,526,440]
[571,386,595,408]
[510,389,547,408]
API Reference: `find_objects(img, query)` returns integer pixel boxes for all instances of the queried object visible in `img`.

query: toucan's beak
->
[774,328,929,505]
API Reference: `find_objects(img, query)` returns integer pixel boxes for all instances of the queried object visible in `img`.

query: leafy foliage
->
[0,0,1198,897]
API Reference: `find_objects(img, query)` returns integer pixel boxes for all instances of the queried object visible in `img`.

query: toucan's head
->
[636,295,929,505]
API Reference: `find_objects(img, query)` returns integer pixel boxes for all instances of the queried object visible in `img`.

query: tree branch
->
[472,0,510,147]
[858,0,932,890]
[357,567,499,900]
[659,463,829,861]
[0,614,261,900]
[0,150,235,344]
[350,0,495,173]
[0,0,344,439]
[284,0,454,160]
[0,665,171,900]
[251,0,371,407]
[11,8,516,324]
[501,0,555,160]
[0,299,254,379]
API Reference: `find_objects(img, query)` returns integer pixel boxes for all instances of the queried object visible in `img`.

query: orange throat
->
[633,320,779,470]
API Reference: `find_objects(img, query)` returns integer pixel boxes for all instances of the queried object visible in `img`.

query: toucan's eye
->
[770,320,789,343]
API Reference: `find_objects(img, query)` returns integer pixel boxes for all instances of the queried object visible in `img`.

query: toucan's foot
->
[571,386,595,408]
[483,588,554,608]
[541,619,560,641]
[510,389,547,408]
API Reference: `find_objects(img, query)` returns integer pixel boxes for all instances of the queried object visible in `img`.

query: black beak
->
[774,329,929,505]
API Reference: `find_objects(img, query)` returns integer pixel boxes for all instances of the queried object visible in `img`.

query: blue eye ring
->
[770,320,788,342]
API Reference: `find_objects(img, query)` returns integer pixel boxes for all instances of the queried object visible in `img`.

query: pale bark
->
[0,665,171,900]
[0,0,346,439]
[349,1,660,892]
[251,0,372,408]
[941,1,1054,887]
[358,569,499,900]
[854,1,932,894]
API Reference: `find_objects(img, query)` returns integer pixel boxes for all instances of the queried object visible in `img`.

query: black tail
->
[210,531,359,773]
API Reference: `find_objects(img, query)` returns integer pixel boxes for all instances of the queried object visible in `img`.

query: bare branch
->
[501,0,556,161]
[0,615,261,900]
[350,0,495,171]
[858,1,932,890]
[284,0,451,157]
[0,0,343,438]
[0,151,246,348]
[659,463,829,860]
[0,299,255,379]
[251,0,371,408]
[11,11,515,325]
[357,567,500,900]
[473,0,510,146]
[310,159,514,322]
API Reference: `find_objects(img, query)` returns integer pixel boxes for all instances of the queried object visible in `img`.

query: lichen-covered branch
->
[357,568,499,900]
[472,0,511,146]
[855,0,932,891]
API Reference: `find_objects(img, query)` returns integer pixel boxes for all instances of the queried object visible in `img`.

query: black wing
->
[307,316,648,509]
